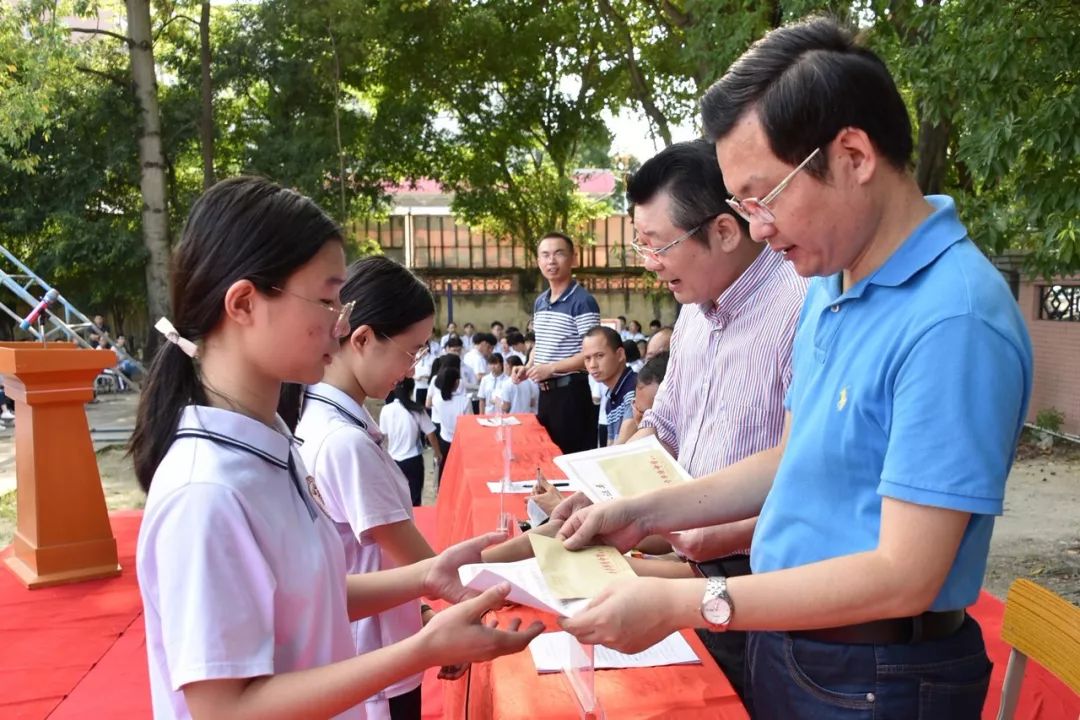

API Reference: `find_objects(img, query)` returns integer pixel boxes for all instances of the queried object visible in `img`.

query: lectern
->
[0,342,121,588]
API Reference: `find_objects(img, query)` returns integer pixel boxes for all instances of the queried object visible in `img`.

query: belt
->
[539,373,588,392]
[791,609,966,645]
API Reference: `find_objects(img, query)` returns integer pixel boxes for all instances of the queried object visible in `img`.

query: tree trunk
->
[915,115,951,195]
[199,0,215,190]
[125,0,171,357]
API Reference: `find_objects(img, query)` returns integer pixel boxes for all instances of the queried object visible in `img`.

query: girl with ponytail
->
[130,177,541,720]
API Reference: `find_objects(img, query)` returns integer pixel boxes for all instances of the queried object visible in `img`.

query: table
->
[433,415,750,720]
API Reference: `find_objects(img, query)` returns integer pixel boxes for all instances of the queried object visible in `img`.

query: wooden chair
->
[995,579,1080,719]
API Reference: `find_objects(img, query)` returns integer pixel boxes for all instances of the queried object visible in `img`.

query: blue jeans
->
[745,615,991,720]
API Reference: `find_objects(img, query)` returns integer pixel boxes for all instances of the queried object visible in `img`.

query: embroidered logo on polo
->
[305,475,328,513]
[837,386,849,412]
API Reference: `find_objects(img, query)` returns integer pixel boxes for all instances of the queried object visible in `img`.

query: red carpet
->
[0,509,1075,719]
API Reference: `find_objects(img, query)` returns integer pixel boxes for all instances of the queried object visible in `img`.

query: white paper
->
[528,631,700,673]
[526,497,549,527]
[485,479,577,494]
[554,435,694,504]
[457,558,591,617]
[477,415,522,427]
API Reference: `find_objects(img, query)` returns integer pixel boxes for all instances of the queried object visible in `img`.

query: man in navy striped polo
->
[512,232,601,454]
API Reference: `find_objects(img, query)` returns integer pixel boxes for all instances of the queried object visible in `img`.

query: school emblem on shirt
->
[837,386,849,412]
[306,475,328,513]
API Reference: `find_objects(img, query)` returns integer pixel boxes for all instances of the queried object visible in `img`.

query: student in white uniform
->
[131,177,543,720]
[504,356,538,413]
[430,365,472,475]
[381,378,441,507]
[477,353,512,415]
[293,256,464,720]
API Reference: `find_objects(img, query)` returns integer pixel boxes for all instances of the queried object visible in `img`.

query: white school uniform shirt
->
[478,373,512,414]
[295,384,422,717]
[379,399,436,462]
[463,348,489,380]
[508,378,539,413]
[629,359,645,373]
[137,406,361,720]
[412,350,437,394]
[431,388,473,442]
[507,348,528,364]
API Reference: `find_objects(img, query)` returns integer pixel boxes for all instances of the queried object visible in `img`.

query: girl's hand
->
[417,583,545,667]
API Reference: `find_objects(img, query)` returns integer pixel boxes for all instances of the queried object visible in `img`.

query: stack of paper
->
[528,631,701,673]
[477,416,522,427]
[553,436,693,504]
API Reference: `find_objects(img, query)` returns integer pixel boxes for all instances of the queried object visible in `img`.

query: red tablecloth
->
[433,415,750,720]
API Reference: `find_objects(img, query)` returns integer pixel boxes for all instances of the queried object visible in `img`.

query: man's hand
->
[422,531,508,603]
[418,583,545,667]
[549,491,593,525]
[527,363,555,383]
[559,577,680,653]
[556,498,648,552]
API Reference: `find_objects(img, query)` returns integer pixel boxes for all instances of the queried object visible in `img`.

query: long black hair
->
[280,255,435,429]
[129,176,342,491]
[387,377,424,415]
[435,366,460,401]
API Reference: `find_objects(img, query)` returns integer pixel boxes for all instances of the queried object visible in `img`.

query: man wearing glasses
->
[556,138,807,698]
[555,17,1032,719]
[513,231,601,454]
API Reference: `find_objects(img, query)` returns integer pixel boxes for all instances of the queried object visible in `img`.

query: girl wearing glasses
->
[132,178,541,720]
[292,256,468,720]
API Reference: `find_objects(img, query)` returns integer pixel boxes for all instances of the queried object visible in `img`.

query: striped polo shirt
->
[531,280,601,370]
[640,248,808,478]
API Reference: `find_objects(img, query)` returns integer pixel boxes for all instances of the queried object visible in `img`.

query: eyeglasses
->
[726,147,821,225]
[630,215,719,262]
[270,286,355,339]
[379,332,430,369]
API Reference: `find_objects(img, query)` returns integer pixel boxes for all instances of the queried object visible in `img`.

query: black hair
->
[279,255,434,430]
[506,331,525,347]
[537,231,574,252]
[629,320,642,333]
[622,339,641,363]
[617,315,627,323]
[506,325,519,334]
[700,16,913,176]
[130,176,341,491]
[637,351,670,386]
[463,322,475,330]
[431,351,460,381]
[490,321,504,330]
[525,331,535,343]
[506,355,524,369]
[446,335,463,349]
[585,325,623,352]
[474,332,497,347]
[626,139,747,246]
[436,366,460,401]
[649,319,662,329]
[388,377,424,415]
[489,352,504,367]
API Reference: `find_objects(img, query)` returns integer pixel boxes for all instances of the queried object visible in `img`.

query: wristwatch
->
[700,577,733,631]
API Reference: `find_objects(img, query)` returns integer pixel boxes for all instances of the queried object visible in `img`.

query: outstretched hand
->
[556,498,648,552]
[419,583,545,667]
[423,531,508,603]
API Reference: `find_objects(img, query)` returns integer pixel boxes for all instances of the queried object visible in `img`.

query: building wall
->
[1019,276,1080,435]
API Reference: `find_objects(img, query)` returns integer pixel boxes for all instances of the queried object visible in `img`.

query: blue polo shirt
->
[751,196,1032,611]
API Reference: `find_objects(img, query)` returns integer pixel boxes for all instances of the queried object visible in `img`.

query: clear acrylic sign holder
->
[558,632,604,719]
[495,406,514,534]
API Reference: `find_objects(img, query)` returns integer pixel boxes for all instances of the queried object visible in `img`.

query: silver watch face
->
[703,595,732,626]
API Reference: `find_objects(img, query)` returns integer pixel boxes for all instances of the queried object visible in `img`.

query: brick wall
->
[1019,276,1080,435]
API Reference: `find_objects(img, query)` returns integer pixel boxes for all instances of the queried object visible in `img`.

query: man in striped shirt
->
[628,139,808,697]
[512,232,601,454]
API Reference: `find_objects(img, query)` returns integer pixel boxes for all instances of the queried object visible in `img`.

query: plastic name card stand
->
[559,633,604,720]
[495,406,515,534]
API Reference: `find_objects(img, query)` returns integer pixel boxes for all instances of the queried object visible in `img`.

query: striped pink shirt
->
[641,248,808,478]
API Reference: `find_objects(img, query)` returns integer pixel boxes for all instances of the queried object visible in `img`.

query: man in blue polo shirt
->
[555,17,1032,720]
[513,231,601,454]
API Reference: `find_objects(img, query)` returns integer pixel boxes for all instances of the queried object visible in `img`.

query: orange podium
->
[0,342,121,588]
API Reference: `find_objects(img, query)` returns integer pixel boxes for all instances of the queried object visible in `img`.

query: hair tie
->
[155,317,199,358]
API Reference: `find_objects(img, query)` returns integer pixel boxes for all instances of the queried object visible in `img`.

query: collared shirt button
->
[866,692,876,703]
[831,304,840,313]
